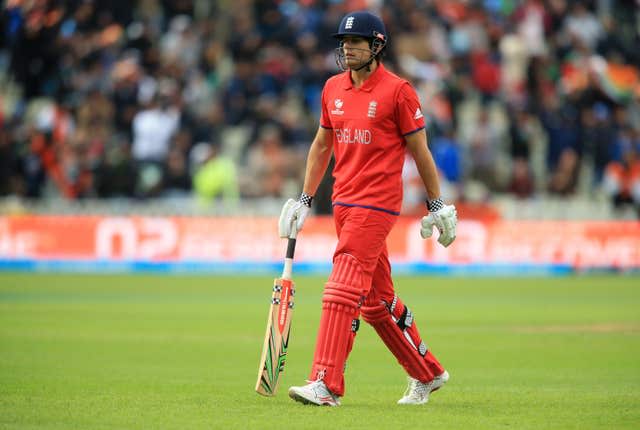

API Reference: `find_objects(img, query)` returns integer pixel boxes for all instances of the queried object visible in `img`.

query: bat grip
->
[286,222,297,258]
[285,238,296,259]
[282,225,297,279]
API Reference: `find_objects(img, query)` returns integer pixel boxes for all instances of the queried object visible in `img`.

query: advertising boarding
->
[0,216,639,274]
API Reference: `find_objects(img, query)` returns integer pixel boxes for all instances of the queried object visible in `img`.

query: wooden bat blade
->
[255,277,295,396]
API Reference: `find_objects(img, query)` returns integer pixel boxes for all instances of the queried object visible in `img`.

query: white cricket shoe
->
[288,380,341,406]
[397,370,449,405]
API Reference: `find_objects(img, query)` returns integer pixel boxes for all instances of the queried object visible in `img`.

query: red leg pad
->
[310,254,364,396]
[361,296,444,382]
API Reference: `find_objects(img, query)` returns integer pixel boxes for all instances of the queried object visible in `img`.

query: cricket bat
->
[255,229,297,396]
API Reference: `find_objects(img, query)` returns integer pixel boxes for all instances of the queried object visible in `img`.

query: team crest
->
[345,17,354,29]
[367,101,377,118]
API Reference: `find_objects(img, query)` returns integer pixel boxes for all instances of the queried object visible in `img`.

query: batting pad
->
[310,254,365,396]
[362,296,444,382]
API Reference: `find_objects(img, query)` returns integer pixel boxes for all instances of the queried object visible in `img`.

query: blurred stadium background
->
[0,0,639,273]
[1,2,639,428]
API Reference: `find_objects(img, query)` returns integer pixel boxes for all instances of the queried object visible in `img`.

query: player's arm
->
[278,127,333,238]
[405,130,457,247]
[302,126,334,196]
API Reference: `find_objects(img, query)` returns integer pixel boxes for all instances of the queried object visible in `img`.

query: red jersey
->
[320,63,426,215]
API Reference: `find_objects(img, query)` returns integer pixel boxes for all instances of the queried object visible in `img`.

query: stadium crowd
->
[0,0,639,215]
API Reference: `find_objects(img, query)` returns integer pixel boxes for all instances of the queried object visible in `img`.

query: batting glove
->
[278,193,313,238]
[420,198,457,248]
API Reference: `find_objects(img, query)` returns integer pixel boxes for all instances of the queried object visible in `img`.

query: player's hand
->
[278,198,310,238]
[420,204,457,247]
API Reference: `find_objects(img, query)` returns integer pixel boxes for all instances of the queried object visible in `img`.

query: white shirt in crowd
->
[131,107,180,162]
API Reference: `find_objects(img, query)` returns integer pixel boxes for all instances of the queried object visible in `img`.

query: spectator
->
[563,2,603,51]
[470,48,501,103]
[0,121,22,196]
[109,57,142,134]
[514,0,549,58]
[548,148,580,195]
[507,158,535,199]
[131,92,181,163]
[191,142,239,208]
[243,125,297,198]
[431,128,462,184]
[539,92,580,176]
[499,27,528,104]
[160,15,201,71]
[462,109,502,190]
[162,147,191,197]
[602,137,640,217]
[580,102,617,186]
[94,138,137,198]
[508,107,534,161]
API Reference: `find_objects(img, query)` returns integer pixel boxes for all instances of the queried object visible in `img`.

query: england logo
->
[367,100,377,118]
[345,17,354,29]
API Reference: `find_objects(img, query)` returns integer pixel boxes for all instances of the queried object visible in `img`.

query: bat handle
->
[289,222,298,240]
[282,225,297,279]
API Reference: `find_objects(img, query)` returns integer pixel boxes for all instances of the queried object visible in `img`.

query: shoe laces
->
[305,379,338,399]
[405,377,429,400]
[413,380,429,398]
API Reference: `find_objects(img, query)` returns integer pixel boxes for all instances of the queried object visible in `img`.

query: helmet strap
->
[352,57,375,72]
[355,37,385,71]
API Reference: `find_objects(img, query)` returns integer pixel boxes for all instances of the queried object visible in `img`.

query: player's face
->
[340,36,372,68]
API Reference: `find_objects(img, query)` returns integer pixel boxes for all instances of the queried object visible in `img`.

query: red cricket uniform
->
[320,63,426,215]
[310,64,444,396]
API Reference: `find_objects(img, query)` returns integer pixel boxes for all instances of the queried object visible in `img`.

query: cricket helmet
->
[333,11,387,45]
[333,11,387,71]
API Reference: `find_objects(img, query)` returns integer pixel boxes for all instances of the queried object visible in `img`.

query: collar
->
[341,62,386,92]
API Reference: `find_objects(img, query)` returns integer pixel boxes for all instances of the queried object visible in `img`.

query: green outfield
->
[0,273,639,429]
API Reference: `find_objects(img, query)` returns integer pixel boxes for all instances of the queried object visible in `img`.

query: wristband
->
[299,192,313,207]
[426,197,444,212]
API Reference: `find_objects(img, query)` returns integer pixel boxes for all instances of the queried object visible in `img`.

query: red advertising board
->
[1,216,639,269]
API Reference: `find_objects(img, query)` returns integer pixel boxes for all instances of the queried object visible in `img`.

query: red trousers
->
[309,205,444,396]
[333,204,397,303]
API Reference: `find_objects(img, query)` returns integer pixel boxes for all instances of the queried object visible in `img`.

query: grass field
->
[0,273,639,429]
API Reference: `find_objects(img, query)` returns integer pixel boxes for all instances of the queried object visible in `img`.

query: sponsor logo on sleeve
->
[331,99,344,115]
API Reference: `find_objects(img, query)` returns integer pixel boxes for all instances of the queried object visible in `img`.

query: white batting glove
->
[278,193,312,238]
[420,199,457,248]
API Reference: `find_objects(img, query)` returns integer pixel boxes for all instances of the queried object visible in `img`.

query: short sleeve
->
[319,85,332,129]
[396,82,426,136]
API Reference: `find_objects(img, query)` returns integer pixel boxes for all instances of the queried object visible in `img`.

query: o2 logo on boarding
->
[331,99,344,115]
[95,218,178,259]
